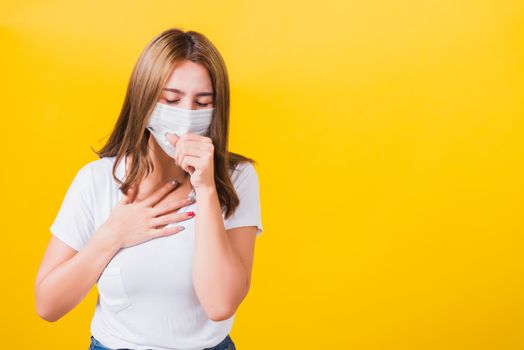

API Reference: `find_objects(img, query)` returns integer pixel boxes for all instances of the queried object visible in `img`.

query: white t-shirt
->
[49,155,263,350]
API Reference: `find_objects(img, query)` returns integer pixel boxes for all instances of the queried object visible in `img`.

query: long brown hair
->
[92,28,257,219]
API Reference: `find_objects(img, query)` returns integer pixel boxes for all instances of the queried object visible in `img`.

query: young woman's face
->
[159,60,214,110]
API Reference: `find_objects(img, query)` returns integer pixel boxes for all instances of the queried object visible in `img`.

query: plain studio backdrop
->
[1,0,523,349]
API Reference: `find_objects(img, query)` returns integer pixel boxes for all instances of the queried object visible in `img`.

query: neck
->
[149,136,189,184]
[125,137,189,186]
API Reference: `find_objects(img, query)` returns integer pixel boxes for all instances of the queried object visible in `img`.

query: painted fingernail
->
[187,211,195,217]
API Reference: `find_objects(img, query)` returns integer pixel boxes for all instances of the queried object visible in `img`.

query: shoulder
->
[229,161,258,186]
[73,157,117,186]
[228,161,260,196]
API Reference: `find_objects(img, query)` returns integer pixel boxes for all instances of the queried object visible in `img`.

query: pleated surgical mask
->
[146,102,214,159]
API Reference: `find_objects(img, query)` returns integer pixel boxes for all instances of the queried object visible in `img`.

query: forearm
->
[35,226,121,322]
[192,186,248,320]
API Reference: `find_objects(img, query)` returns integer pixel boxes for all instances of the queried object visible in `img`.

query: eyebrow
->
[162,88,214,97]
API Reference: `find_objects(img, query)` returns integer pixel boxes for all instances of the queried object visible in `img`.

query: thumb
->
[165,132,180,147]
[120,186,136,205]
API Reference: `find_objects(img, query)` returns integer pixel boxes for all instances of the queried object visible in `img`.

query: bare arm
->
[192,186,256,321]
[34,227,121,322]
[169,133,258,322]
[35,179,192,322]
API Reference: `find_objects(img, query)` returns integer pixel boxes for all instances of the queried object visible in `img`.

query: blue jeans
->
[89,334,237,350]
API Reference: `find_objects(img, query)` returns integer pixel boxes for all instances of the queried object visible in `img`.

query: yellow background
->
[1,0,523,348]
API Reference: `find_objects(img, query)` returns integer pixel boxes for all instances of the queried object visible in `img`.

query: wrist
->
[194,184,217,197]
[93,224,122,254]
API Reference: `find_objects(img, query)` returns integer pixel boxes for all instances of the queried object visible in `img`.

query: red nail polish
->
[187,211,195,217]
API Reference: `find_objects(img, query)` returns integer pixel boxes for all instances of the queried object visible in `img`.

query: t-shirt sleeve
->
[49,164,95,251]
[223,162,264,237]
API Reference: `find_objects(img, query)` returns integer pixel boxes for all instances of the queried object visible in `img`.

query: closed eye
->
[166,99,211,107]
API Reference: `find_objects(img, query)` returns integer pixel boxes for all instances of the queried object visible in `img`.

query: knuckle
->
[159,227,172,236]
[155,205,167,215]
[148,208,156,217]
[167,214,178,223]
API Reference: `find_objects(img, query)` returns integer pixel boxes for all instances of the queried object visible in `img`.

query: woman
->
[34,28,263,350]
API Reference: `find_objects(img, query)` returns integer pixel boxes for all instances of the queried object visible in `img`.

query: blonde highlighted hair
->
[93,28,256,219]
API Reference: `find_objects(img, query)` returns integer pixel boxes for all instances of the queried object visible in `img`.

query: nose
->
[179,99,198,110]
[180,101,193,110]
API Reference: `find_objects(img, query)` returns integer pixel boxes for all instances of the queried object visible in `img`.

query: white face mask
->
[146,102,214,159]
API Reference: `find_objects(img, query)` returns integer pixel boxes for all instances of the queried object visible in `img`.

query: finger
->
[150,196,195,217]
[174,137,212,166]
[176,144,200,169]
[120,186,135,205]
[150,211,195,227]
[180,143,213,157]
[143,179,179,208]
[181,133,212,143]
[150,225,186,238]
[180,155,201,174]
[165,132,180,147]
[120,194,129,205]
[127,186,138,203]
